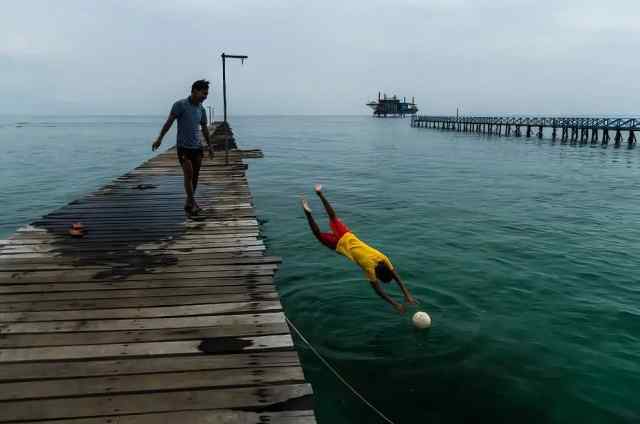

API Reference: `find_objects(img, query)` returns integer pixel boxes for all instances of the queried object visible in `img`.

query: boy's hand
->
[393,303,406,314]
[314,184,323,193]
[301,196,312,213]
[405,296,417,305]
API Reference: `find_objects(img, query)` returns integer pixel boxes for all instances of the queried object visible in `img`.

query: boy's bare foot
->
[314,184,322,193]
[301,196,312,213]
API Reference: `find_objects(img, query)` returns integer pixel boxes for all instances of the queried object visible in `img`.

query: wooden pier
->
[411,115,639,146]
[0,146,316,423]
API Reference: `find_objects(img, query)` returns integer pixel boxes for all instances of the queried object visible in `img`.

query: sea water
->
[2,115,639,423]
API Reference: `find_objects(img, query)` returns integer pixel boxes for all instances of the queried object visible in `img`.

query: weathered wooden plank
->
[0,269,276,285]
[0,311,286,334]
[0,246,265,259]
[0,334,294,362]
[0,240,266,255]
[0,322,290,348]
[17,218,260,229]
[0,255,278,272]
[1,365,305,400]
[45,205,254,216]
[61,194,253,203]
[0,263,275,283]
[0,253,268,270]
[15,410,316,424]
[1,239,264,251]
[0,383,312,422]
[0,277,275,295]
[0,351,301,381]
[0,300,282,322]
[32,215,258,226]
[0,290,279,313]
[1,234,262,246]
[0,285,276,303]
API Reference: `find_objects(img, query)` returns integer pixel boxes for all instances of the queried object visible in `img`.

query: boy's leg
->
[302,196,338,249]
[314,184,337,220]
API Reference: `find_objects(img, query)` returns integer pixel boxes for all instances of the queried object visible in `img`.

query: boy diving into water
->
[302,184,417,314]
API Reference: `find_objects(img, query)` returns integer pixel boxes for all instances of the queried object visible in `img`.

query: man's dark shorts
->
[177,146,203,165]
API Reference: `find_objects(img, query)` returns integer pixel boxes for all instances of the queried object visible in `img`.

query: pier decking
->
[0,146,316,423]
[412,115,639,146]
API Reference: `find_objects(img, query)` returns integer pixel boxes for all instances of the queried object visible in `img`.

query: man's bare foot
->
[301,196,312,213]
[314,184,322,194]
[405,296,417,305]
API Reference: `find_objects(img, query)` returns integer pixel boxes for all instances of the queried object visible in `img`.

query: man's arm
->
[201,124,213,158]
[152,113,177,151]
[370,280,405,314]
[392,269,417,304]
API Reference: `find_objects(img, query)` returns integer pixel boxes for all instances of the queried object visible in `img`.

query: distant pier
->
[411,115,639,147]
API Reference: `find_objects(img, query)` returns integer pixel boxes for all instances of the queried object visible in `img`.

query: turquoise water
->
[2,115,640,422]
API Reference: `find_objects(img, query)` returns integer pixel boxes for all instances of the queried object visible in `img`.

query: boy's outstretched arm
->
[392,270,417,305]
[370,280,405,314]
[302,196,322,239]
[314,184,337,220]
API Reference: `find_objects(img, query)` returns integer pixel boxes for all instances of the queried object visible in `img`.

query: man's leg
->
[181,158,195,210]
[192,151,203,193]
[191,151,203,209]
[314,184,337,219]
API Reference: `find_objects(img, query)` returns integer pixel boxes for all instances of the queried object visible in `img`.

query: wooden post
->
[628,130,636,146]
[614,129,622,146]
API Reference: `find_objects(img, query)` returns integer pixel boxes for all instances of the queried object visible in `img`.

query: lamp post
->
[221,53,248,164]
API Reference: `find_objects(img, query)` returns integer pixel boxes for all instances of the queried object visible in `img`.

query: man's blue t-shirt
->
[170,97,207,149]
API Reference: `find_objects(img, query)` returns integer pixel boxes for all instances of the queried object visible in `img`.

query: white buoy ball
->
[412,311,432,329]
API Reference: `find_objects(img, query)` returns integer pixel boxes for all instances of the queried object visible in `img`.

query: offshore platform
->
[366,92,418,117]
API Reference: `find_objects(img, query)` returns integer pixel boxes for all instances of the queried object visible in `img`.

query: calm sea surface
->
[1,115,639,423]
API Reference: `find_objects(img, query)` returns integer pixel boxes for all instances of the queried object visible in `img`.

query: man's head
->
[190,79,210,103]
[375,261,394,283]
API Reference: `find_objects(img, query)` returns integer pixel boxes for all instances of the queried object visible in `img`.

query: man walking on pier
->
[152,79,214,215]
[302,185,417,314]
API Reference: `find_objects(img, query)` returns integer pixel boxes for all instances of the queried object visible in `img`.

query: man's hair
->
[375,262,394,283]
[192,79,210,92]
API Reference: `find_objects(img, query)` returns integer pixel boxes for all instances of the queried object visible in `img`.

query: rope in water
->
[285,316,396,424]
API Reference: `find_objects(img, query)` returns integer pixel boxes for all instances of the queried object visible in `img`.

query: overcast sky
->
[2,0,639,116]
